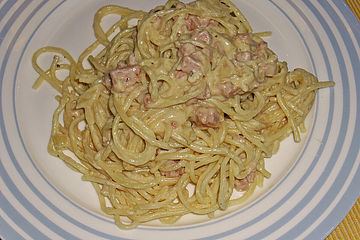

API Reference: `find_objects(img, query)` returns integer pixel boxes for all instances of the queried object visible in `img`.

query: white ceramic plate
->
[1,1,359,239]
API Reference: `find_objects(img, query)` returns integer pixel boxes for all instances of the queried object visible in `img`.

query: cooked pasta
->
[32,0,334,229]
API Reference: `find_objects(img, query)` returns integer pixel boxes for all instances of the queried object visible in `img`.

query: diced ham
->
[259,62,277,77]
[198,17,211,28]
[180,55,201,73]
[179,43,196,56]
[196,84,211,100]
[165,167,184,178]
[110,65,141,93]
[217,81,242,98]
[235,33,252,41]
[186,15,198,31]
[194,106,221,128]
[193,30,212,45]
[256,41,268,58]
[186,84,211,105]
[160,160,184,178]
[235,51,252,61]
[174,70,188,80]
[170,121,178,129]
[234,171,255,191]
[186,15,210,31]
[144,93,151,108]
[234,178,249,191]
[257,41,268,50]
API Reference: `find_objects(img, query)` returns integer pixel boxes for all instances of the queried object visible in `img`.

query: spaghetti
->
[32,0,334,229]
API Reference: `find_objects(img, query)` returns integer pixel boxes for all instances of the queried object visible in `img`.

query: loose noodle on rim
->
[32,0,334,229]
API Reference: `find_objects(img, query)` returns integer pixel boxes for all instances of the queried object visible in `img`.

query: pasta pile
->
[33,0,334,229]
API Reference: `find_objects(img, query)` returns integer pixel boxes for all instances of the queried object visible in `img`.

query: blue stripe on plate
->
[249,1,351,239]
[273,1,359,239]
[280,1,359,239]
[0,1,57,239]
[0,190,50,240]
[5,1,130,239]
[0,1,26,49]
[0,1,82,239]
[0,206,27,240]
[304,1,360,239]
[0,1,17,22]
[335,0,360,46]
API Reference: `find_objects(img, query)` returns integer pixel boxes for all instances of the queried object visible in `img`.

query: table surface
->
[326,1,360,239]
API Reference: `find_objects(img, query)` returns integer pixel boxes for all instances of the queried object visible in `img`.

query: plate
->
[1,0,359,239]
